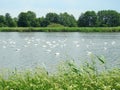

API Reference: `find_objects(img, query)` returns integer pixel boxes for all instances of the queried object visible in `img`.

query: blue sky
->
[0,0,120,19]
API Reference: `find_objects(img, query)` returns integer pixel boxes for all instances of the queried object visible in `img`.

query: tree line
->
[0,10,120,27]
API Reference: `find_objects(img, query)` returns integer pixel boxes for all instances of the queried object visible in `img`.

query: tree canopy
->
[78,11,97,27]
[0,15,6,27]
[97,10,120,27]
[5,13,16,27]
[59,12,77,27]
[18,11,37,27]
[46,13,60,24]
[0,10,120,27]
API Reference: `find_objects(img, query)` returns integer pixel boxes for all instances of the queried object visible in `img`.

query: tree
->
[59,12,77,27]
[78,11,97,27]
[0,15,6,27]
[46,13,60,24]
[97,10,120,27]
[27,11,37,27]
[18,11,37,27]
[38,17,50,27]
[5,13,16,27]
[31,18,40,27]
[18,12,30,27]
[13,17,18,27]
[77,13,86,27]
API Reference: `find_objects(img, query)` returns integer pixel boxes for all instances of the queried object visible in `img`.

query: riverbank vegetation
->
[0,10,120,28]
[0,57,120,90]
[1,27,120,32]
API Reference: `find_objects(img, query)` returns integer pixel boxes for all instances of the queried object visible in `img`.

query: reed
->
[0,27,120,32]
[0,56,120,90]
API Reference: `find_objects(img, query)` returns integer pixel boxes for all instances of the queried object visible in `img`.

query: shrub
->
[47,23,64,27]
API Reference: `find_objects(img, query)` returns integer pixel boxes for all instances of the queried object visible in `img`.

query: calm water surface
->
[0,32,120,71]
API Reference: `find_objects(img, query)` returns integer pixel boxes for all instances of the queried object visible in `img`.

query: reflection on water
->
[0,32,120,71]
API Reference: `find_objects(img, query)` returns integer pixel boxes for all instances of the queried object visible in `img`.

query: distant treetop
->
[0,10,120,27]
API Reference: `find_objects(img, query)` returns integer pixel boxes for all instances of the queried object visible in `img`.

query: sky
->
[0,0,120,19]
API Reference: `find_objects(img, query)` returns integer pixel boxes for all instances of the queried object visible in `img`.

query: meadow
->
[0,27,120,32]
[0,56,120,90]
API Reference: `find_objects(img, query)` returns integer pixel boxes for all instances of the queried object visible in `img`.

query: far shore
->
[0,27,120,32]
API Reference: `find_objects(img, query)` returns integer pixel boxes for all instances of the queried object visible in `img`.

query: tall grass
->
[0,56,120,90]
[1,27,120,32]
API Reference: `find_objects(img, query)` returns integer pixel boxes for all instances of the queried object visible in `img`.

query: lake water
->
[0,32,120,72]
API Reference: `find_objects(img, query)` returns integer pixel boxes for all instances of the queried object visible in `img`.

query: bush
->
[47,23,64,27]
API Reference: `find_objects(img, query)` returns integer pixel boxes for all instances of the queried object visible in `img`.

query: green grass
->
[0,56,120,90]
[1,27,120,32]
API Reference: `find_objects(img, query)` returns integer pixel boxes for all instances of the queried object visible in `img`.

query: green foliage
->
[38,17,50,27]
[0,57,120,90]
[46,13,60,24]
[78,11,97,27]
[27,11,38,27]
[97,10,120,27]
[1,27,120,32]
[18,11,37,27]
[47,23,64,27]
[5,13,16,27]
[0,10,120,27]
[18,12,30,27]
[0,15,6,27]
[59,12,77,27]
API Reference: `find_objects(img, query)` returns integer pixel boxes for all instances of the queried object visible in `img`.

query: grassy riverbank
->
[0,58,120,90]
[0,27,120,32]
